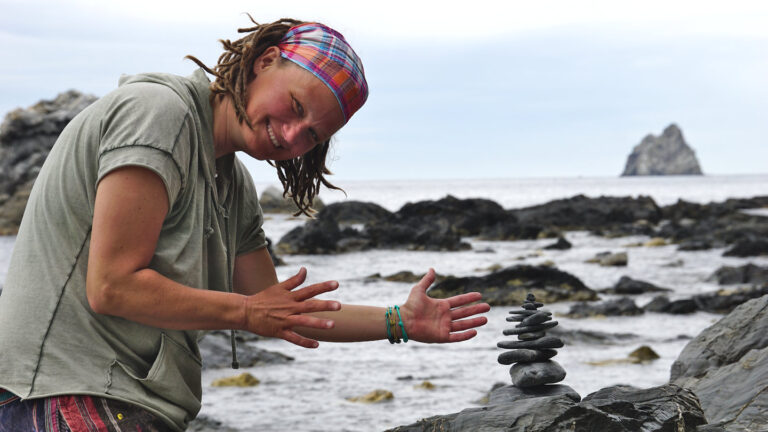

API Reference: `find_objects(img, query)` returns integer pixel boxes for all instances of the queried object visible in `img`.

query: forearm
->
[88,268,246,331]
[296,305,403,342]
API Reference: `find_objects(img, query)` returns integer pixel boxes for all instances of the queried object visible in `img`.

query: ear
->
[253,46,281,74]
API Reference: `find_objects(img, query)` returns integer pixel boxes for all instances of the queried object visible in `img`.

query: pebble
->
[510,360,567,387]
[497,335,564,350]
[498,349,558,365]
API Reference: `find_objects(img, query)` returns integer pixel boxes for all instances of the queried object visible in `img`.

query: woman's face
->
[232,46,345,161]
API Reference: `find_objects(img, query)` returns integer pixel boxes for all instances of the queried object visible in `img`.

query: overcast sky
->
[1,0,766,181]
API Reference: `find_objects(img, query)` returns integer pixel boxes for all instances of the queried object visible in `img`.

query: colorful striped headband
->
[278,23,368,123]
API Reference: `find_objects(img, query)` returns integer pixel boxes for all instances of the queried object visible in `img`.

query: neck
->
[211,95,234,159]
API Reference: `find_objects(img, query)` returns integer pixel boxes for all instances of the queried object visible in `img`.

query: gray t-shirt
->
[0,69,267,431]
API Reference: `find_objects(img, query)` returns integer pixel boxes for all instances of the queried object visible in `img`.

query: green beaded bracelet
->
[385,307,395,344]
[394,305,408,343]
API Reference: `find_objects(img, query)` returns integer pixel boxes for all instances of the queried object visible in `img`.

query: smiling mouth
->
[266,121,283,149]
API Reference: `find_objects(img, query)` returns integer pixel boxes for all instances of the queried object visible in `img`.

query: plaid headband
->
[278,23,368,123]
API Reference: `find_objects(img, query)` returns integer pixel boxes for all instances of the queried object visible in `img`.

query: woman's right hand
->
[242,267,340,348]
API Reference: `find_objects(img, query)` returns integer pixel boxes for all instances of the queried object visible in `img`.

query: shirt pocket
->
[113,333,202,421]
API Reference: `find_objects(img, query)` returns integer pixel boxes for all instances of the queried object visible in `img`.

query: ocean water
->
[1,174,767,431]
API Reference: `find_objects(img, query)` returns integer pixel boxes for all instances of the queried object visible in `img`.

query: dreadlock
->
[185,15,343,217]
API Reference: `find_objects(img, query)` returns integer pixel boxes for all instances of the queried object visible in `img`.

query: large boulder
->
[0,90,97,234]
[603,276,671,295]
[621,124,703,176]
[511,195,662,232]
[276,203,470,254]
[395,195,510,236]
[427,265,597,306]
[708,263,768,285]
[670,296,768,431]
[644,287,768,315]
[567,297,644,318]
[387,384,706,432]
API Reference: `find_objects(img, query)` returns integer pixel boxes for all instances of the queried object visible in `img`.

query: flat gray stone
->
[510,360,566,387]
[508,309,537,316]
[521,311,552,326]
[503,321,558,334]
[488,384,580,405]
[498,335,564,350]
[518,331,545,341]
[498,348,557,365]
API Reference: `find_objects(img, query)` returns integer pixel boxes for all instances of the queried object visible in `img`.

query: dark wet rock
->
[643,295,698,314]
[258,185,325,214]
[477,222,543,241]
[199,331,293,369]
[497,335,564,350]
[510,194,663,233]
[518,332,546,341]
[365,270,449,284]
[363,220,470,251]
[622,124,703,176]
[603,276,672,295]
[510,360,566,387]
[709,263,768,285]
[586,251,628,266]
[671,296,768,431]
[656,197,768,253]
[427,265,597,306]
[277,208,470,254]
[277,216,353,254]
[567,297,644,318]
[395,195,510,237]
[187,415,240,432]
[547,327,638,345]
[543,236,572,250]
[723,238,768,257]
[387,384,706,432]
[0,90,97,234]
[265,237,284,267]
[644,286,768,315]
[317,200,392,225]
[629,345,660,362]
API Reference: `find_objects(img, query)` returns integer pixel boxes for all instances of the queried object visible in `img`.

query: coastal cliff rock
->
[258,185,325,214]
[387,384,706,432]
[0,90,97,234]
[670,295,768,431]
[622,124,703,176]
[427,265,598,306]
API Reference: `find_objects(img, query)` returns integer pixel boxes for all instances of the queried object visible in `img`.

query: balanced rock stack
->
[497,293,566,387]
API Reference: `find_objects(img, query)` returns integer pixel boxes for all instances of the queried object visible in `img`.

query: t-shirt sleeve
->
[233,158,268,256]
[96,82,191,206]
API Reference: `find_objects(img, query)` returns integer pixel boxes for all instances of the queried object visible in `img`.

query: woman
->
[0,18,490,431]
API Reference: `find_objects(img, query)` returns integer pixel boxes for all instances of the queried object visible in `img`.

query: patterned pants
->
[0,389,171,432]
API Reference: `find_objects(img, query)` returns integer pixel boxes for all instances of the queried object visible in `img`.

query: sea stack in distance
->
[621,124,703,176]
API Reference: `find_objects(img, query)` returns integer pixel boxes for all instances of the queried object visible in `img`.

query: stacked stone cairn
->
[497,293,566,387]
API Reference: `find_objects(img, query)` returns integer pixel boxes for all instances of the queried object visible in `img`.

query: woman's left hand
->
[399,268,490,343]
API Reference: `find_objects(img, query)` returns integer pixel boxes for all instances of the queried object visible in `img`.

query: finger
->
[450,316,488,332]
[448,329,478,343]
[446,292,483,308]
[281,330,320,349]
[292,280,339,301]
[450,303,491,320]
[415,268,436,293]
[288,314,335,330]
[280,267,308,291]
[296,299,342,314]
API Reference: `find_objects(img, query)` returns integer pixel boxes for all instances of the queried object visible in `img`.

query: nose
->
[281,120,312,150]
